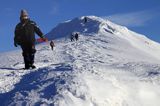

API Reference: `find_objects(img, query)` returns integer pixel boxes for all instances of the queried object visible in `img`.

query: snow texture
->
[0,16,160,106]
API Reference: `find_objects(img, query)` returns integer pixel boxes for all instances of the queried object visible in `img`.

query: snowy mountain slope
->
[46,16,160,61]
[0,16,160,106]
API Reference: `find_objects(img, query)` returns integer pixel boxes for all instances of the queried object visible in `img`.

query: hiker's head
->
[20,9,29,22]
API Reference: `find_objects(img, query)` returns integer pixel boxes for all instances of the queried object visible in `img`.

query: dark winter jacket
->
[75,33,79,39]
[14,19,44,46]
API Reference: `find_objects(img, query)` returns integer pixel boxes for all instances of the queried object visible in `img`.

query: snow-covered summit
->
[46,15,125,39]
[46,15,146,39]
[46,16,160,61]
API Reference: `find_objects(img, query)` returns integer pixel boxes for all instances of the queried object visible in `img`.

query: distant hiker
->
[70,33,75,41]
[14,9,46,69]
[75,33,79,41]
[50,40,55,50]
[84,17,87,23]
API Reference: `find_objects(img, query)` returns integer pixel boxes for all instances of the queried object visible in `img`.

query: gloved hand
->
[14,42,18,47]
[42,38,48,42]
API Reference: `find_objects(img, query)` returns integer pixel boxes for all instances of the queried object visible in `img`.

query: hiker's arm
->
[33,22,44,38]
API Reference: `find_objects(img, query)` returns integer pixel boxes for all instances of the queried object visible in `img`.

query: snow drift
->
[0,16,160,106]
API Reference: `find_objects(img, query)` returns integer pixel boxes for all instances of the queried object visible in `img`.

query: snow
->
[0,16,160,106]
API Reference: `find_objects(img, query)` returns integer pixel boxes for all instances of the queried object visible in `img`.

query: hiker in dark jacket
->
[14,9,46,69]
[75,33,79,41]
[84,17,87,23]
[50,40,55,50]
[70,33,74,41]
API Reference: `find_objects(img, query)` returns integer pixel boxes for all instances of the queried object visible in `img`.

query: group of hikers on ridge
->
[14,10,86,69]
[70,32,79,42]
[70,17,88,42]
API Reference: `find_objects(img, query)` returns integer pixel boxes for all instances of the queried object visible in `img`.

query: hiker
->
[70,33,75,41]
[50,40,55,50]
[14,9,46,69]
[84,17,87,23]
[75,33,79,41]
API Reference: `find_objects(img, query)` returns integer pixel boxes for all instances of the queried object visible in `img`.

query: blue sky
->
[0,0,160,52]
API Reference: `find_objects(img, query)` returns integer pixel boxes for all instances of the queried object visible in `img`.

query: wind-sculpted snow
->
[0,16,160,106]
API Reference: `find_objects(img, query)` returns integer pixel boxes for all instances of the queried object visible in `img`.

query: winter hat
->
[20,9,29,20]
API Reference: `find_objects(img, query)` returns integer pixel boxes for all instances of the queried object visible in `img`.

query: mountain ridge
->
[46,15,160,61]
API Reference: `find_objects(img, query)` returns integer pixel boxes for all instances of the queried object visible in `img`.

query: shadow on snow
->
[0,63,73,106]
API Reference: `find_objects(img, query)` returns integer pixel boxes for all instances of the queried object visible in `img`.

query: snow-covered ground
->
[0,16,160,106]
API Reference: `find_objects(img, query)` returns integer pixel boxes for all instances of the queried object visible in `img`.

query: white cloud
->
[105,10,158,27]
